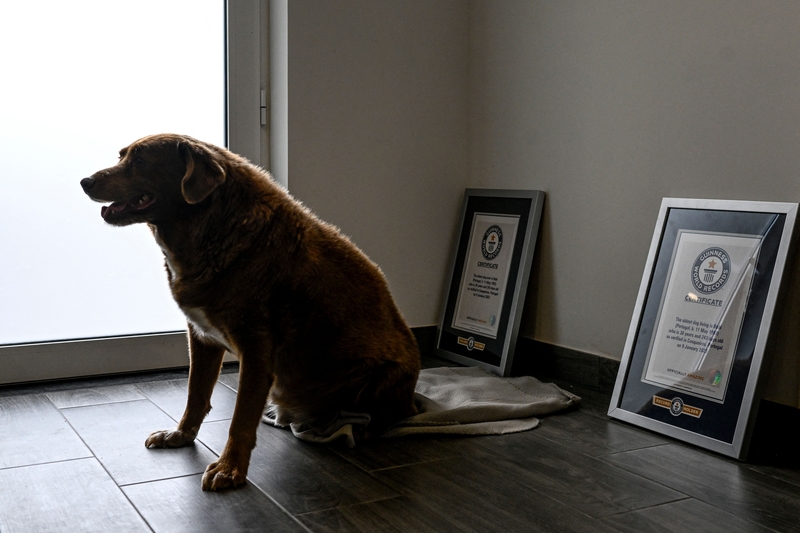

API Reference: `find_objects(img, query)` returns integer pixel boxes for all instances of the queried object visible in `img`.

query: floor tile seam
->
[522,442,655,479]
[470,444,693,520]
[498,430,631,466]
[113,466,213,487]
[55,397,153,411]
[134,379,237,425]
[507,476,661,525]
[56,403,128,484]
[592,495,692,520]
[0,454,95,473]
[372,455,607,526]
[0,453,156,533]
[292,494,403,519]
[53,394,210,492]
[602,443,800,494]
[528,429,604,455]
[601,417,680,444]
[692,496,786,533]
[315,450,411,493]
[133,385,184,425]
[120,467,310,516]
[217,380,238,394]
[200,415,233,426]
[593,448,800,529]
[594,441,673,459]
[532,414,676,453]
[716,458,800,487]
[327,442,459,474]
[56,393,193,456]
[361,456,457,475]
[572,408,612,421]
[244,476,314,533]
[42,392,101,458]
[674,485,800,527]
[598,493,788,533]
[116,480,159,533]
[56,392,221,467]
[393,472,605,530]
[133,379,187,402]
[743,464,800,490]
[117,471,202,489]
[195,434,225,455]
[325,448,370,473]
[451,434,589,472]
[592,449,699,500]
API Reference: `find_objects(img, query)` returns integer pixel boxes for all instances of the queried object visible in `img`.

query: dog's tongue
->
[101,201,127,219]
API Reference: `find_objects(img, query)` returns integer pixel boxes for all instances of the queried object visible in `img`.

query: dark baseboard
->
[411,326,620,392]
[511,337,620,392]
[411,325,438,359]
[749,399,800,465]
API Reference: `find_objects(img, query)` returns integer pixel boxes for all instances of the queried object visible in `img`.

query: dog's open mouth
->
[101,193,157,220]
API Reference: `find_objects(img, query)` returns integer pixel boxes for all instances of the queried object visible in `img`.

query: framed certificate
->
[436,189,545,376]
[608,198,798,459]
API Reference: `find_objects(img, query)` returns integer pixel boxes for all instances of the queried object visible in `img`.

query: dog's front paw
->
[201,459,247,491]
[145,428,196,448]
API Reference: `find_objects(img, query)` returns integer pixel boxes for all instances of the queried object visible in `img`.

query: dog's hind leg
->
[355,360,419,438]
[202,346,273,491]
[145,327,225,448]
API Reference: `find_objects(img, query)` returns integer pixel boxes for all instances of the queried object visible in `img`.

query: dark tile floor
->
[1,360,799,533]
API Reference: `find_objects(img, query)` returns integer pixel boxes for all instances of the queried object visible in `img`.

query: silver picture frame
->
[608,198,798,459]
[435,189,545,376]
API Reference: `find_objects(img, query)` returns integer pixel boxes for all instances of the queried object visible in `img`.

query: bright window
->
[0,1,225,345]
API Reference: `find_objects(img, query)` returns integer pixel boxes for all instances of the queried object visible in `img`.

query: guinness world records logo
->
[482,225,503,261]
[670,397,684,416]
[691,247,730,294]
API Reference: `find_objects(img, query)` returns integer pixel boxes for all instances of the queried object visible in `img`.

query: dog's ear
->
[179,142,226,204]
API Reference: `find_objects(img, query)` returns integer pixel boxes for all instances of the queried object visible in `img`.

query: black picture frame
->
[608,198,798,459]
[435,189,545,376]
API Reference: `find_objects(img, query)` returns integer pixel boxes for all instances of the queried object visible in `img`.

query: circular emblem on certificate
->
[691,247,730,294]
[670,397,684,416]
[481,225,503,261]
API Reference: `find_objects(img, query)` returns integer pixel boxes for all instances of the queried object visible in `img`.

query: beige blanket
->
[262,366,581,447]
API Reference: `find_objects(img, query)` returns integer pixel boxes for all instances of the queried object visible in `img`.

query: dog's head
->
[80,134,226,226]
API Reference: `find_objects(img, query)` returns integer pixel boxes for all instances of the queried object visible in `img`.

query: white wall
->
[282,1,800,406]
[468,1,800,405]
[286,0,469,326]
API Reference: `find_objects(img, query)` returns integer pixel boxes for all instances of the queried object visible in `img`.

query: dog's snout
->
[80,177,95,192]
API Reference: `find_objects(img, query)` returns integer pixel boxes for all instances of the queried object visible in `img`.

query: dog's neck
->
[148,220,198,283]
[148,176,277,285]
[149,223,184,282]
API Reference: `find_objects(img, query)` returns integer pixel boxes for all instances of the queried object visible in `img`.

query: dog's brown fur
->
[81,134,420,491]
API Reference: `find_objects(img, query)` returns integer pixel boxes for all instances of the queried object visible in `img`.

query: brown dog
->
[80,134,420,491]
